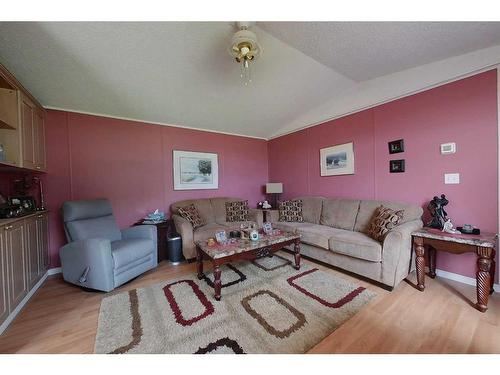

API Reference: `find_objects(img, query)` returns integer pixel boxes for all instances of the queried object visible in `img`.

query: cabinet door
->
[6,221,27,312]
[36,213,49,276]
[21,95,35,170]
[0,226,9,325]
[33,109,46,171]
[24,217,39,289]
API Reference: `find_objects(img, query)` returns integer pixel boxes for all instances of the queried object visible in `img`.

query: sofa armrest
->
[248,209,264,227]
[59,238,115,292]
[122,225,157,244]
[268,210,280,223]
[382,219,423,287]
[172,214,196,259]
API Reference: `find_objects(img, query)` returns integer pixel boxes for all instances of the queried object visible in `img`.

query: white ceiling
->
[0,22,499,139]
[260,22,500,81]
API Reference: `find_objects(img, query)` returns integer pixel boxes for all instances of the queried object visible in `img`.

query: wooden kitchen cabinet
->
[24,216,39,289]
[0,226,9,325]
[36,212,49,276]
[0,63,46,172]
[0,212,49,329]
[21,94,36,170]
[5,220,27,312]
[24,213,49,289]
[0,87,18,130]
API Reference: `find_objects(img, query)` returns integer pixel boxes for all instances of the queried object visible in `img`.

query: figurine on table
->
[427,194,461,234]
[442,219,461,234]
[427,194,449,229]
[257,200,272,209]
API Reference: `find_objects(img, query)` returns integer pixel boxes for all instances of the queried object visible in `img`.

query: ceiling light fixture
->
[228,22,262,86]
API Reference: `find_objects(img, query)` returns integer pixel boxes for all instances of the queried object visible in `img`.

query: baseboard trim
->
[435,268,500,293]
[0,267,63,335]
[47,267,62,275]
[0,271,48,335]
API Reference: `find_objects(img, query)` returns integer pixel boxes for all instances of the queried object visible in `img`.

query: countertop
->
[0,210,49,227]
[412,227,497,248]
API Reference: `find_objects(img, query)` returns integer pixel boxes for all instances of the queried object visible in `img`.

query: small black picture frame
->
[390,159,405,173]
[388,139,404,154]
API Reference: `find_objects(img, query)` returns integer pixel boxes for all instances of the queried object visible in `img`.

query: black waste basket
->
[166,231,184,265]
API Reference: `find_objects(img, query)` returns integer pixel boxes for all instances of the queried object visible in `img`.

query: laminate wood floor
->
[0,255,498,354]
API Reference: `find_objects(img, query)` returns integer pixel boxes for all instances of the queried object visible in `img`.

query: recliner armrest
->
[59,238,115,292]
[122,225,157,245]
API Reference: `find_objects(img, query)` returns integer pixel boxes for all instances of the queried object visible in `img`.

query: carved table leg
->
[414,237,426,291]
[489,249,496,295]
[196,248,203,279]
[476,246,493,312]
[428,246,437,279]
[213,263,222,301]
[293,239,301,270]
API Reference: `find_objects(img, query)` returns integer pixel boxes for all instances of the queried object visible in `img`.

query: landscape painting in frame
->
[173,150,219,190]
[320,142,355,176]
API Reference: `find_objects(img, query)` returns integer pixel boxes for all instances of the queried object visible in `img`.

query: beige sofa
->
[171,197,264,259]
[269,197,423,289]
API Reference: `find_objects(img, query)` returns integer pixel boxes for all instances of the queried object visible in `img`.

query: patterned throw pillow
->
[178,204,205,229]
[225,200,249,222]
[367,205,404,242]
[278,199,304,222]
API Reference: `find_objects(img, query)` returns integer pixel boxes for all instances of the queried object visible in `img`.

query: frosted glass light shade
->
[266,183,283,194]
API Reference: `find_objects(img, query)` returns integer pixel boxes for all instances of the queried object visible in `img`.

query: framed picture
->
[390,159,405,173]
[173,150,219,190]
[320,142,355,176]
[388,139,404,154]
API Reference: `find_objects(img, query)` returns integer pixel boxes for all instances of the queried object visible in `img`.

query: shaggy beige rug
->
[95,252,376,354]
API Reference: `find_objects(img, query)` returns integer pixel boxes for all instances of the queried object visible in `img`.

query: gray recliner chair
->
[59,198,157,292]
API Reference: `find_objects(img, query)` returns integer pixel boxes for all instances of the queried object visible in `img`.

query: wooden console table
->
[412,228,497,312]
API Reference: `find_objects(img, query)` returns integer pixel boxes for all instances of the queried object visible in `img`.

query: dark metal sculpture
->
[427,194,449,229]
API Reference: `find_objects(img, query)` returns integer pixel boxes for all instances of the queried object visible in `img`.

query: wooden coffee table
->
[195,231,301,301]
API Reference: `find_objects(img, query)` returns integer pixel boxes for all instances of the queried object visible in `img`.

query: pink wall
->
[39,111,268,267]
[269,70,499,282]
[0,70,497,283]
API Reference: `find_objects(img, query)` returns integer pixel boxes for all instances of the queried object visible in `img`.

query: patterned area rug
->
[94,252,376,354]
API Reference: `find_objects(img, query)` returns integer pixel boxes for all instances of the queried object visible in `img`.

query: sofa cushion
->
[111,238,154,270]
[171,198,215,224]
[367,205,404,242]
[178,204,205,229]
[193,223,230,243]
[279,199,304,222]
[66,215,122,242]
[273,221,311,233]
[354,200,423,233]
[296,224,345,250]
[210,197,244,224]
[320,198,360,231]
[294,196,324,224]
[225,200,250,222]
[328,231,382,262]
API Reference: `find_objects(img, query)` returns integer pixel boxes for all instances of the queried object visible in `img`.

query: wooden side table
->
[412,228,497,312]
[134,219,173,263]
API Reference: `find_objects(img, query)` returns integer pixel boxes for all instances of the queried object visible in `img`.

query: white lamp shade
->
[266,183,283,194]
